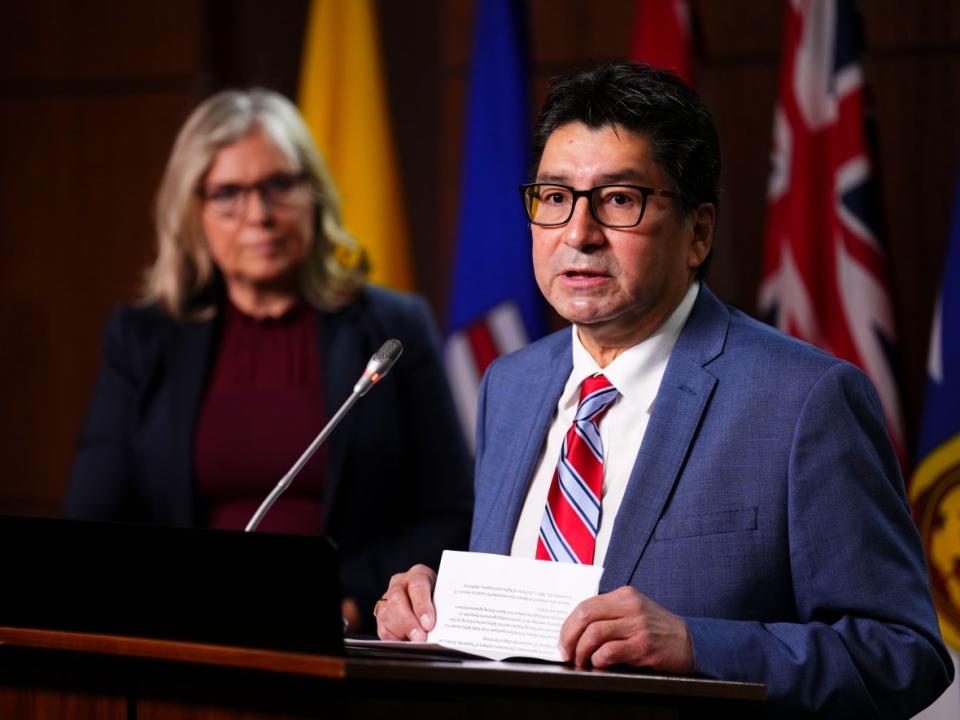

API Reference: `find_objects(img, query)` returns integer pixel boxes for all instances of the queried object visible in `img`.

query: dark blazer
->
[66,286,474,620]
[471,284,952,718]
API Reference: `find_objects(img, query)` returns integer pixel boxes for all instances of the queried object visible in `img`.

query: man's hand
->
[558,586,694,673]
[374,564,437,641]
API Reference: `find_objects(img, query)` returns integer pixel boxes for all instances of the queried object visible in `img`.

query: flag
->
[298,0,413,290]
[630,0,693,84]
[758,0,906,467]
[445,0,544,447]
[910,176,960,719]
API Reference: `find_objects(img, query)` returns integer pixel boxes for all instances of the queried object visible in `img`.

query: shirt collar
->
[564,281,700,414]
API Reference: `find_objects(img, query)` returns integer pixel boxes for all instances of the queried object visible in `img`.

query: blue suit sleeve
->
[686,363,953,718]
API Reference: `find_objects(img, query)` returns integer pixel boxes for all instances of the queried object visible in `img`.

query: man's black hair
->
[530,62,721,277]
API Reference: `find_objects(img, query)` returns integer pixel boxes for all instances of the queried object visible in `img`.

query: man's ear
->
[688,203,716,270]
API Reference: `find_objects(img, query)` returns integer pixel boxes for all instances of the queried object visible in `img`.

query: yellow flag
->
[298,0,413,290]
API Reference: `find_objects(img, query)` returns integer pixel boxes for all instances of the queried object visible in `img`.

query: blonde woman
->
[65,89,472,631]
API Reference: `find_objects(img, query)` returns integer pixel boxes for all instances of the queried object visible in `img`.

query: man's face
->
[531,122,712,353]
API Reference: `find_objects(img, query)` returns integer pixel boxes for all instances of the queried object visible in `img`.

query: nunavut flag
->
[758,0,906,467]
[910,177,960,719]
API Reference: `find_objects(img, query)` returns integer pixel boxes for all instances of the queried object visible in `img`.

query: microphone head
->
[354,339,404,396]
[372,338,403,368]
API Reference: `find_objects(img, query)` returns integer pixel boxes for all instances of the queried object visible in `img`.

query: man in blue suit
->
[375,63,953,717]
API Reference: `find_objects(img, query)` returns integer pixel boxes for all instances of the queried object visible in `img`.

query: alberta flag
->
[911,177,960,719]
[444,0,544,448]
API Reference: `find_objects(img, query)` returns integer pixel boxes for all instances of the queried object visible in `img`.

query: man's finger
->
[378,626,402,642]
[573,617,619,667]
[376,565,438,642]
[407,567,437,631]
[591,637,636,669]
[558,595,608,661]
[380,587,426,641]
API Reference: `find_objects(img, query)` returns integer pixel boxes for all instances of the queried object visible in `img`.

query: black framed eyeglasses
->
[519,182,682,228]
[199,171,310,218]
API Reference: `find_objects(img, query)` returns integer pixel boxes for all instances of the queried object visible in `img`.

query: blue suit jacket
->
[471,285,952,718]
[65,286,473,621]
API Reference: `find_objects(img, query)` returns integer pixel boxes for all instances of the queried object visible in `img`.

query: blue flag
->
[911,175,960,657]
[444,0,544,445]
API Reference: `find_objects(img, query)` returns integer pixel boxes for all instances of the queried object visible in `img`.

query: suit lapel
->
[165,315,217,525]
[479,333,571,555]
[319,304,364,528]
[600,286,728,592]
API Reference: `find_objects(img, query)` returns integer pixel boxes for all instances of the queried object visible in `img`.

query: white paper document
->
[426,550,603,661]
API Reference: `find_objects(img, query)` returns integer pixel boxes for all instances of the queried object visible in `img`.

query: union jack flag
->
[759,0,906,467]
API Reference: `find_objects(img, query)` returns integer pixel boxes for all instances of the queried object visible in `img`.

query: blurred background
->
[0,0,958,517]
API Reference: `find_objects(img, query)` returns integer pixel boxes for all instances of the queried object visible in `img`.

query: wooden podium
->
[0,518,766,717]
[0,626,765,719]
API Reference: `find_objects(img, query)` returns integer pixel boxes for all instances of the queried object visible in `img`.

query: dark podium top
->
[0,626,765,719]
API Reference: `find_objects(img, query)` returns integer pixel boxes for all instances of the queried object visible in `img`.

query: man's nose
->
[561,195,603,249]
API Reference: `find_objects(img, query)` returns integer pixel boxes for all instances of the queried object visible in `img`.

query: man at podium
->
[375,63,953,718]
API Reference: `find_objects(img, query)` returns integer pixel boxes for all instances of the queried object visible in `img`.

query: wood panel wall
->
[1,1,957,516]
[0,1,209,515]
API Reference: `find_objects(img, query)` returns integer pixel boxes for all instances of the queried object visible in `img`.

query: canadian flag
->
[630,0,693,84]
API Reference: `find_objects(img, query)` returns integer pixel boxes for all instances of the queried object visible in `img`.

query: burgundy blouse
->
[194,299,326,534]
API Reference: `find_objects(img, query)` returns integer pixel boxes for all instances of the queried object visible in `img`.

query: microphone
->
[353,338,403,396]
[245,339,404,532]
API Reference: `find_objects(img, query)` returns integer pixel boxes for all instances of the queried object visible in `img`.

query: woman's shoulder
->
[348,285,435,330]
[332,285,441,358]
[106,301,179,336]
[356,284,428,315]
[101,300,208,358]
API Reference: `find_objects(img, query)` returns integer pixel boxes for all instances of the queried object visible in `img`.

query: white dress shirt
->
[510,281,700,565]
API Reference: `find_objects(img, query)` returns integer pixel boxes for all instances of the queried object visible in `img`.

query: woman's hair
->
[145,88,367,319]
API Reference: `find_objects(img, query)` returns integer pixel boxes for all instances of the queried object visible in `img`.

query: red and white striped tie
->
[536,374,620,564]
